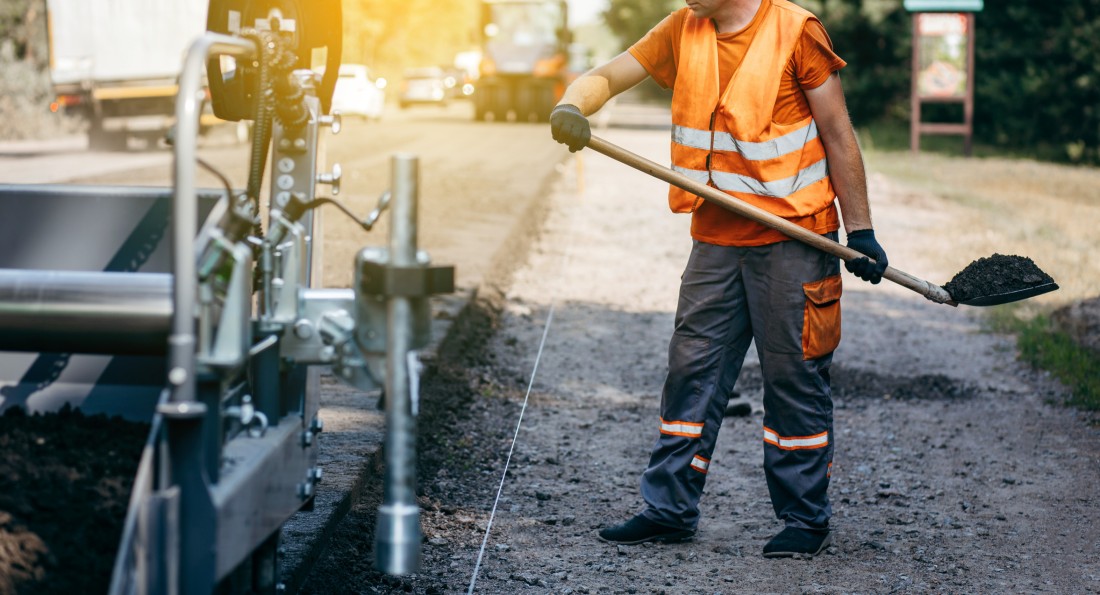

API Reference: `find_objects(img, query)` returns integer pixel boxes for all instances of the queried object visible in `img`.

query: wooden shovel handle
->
[586,135,955,305]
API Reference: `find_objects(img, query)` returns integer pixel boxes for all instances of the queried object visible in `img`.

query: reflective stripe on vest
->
[763,426,829,450]
[672,119,819,162]
[672,156,828,199]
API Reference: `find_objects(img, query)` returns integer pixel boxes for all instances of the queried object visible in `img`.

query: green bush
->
[813,0,913,126]
[602,0,681,52]
[823,0,1100,164]
[599,0,1100,164]
[974,2,1100,163]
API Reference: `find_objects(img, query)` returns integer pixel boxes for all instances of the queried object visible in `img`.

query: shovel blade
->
[958,282,1060,307]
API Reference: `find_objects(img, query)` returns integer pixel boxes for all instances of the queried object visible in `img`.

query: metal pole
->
[0,270,172,354]
[964,12,976,157]
[162,33,257,595]
[375,154,422,575]
[910,13,921,154]
[170,33,257,405]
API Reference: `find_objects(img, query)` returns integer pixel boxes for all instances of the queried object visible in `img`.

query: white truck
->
[46,0,219,150]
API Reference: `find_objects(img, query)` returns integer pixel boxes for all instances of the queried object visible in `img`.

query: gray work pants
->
[640,236,841,532]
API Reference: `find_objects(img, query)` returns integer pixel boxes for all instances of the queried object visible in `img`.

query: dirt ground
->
[302,124,1100,594]
[0,406,145,595]
[2,102,1098,593]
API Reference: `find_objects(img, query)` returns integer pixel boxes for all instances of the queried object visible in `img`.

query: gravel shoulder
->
[303,111,1100,594]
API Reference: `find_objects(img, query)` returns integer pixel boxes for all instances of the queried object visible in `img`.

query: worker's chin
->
[686,5,711,18]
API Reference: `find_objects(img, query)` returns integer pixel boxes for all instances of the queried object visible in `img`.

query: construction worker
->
[549,0,888,557]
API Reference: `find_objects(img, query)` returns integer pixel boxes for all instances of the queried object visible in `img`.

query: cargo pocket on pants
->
[802,275,842,360]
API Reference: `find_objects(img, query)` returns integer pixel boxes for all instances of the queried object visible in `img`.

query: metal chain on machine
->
[271,42,310,130]
[0,354,71,400]
[234,25,311,273]
[121,213,170,274]
[237,27,276,240]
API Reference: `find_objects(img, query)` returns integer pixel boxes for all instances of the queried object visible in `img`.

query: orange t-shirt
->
[628,3,848,246]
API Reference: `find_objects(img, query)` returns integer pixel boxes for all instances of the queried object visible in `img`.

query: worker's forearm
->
[558,74,612,117]
[557,52,650,116]
[826,128,873,234]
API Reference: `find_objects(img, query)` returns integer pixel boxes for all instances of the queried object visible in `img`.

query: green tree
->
[807,0,912,125]
[343,0,479,82]
[974,0,1100,162]
[601,0,680,50]
[0,0,59,140]
[596,0,912,118]
[0,0,47,66]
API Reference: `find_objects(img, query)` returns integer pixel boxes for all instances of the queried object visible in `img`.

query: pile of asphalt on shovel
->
[942,253,1055,304]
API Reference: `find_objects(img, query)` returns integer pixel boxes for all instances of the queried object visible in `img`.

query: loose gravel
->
[301,127,1100,594]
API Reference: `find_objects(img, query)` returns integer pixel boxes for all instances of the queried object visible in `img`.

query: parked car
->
[441,67,475,99]
[399,67,449,108]
[330,63,386,120]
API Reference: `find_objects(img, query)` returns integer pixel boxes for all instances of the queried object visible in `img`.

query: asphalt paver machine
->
[0,1,452,592]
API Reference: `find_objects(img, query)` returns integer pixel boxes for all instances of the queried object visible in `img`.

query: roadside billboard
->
[904,0,982,155]
[916,12,969,99]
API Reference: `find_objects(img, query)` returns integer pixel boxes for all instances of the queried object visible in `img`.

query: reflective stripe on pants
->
[639,236,838,531]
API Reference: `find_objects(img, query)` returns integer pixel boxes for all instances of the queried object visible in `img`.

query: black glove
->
[549,104,590,153]
[845,229,889,284]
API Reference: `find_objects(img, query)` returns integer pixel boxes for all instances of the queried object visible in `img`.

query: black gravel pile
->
[831,367,979,401]
[943,254,1054,303]
[0,405,147,595]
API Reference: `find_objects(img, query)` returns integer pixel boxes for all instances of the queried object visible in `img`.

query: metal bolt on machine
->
[0,1,452,593]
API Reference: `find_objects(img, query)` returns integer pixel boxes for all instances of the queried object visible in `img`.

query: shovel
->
[586,135,1058,307]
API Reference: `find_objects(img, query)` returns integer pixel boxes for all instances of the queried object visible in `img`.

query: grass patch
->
[986,306,1100,411]
[855,119,1078,164]
[857,120,976,157]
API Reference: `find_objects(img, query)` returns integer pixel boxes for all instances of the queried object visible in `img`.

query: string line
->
[466,304,556,595]
[465,147,588,594]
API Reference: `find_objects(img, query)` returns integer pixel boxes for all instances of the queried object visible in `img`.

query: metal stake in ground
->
[585,135,1058,307]
[376,154,423,575]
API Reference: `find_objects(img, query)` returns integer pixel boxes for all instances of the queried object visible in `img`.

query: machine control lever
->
[316,163,342,195]
[295,189,388,235]
[225,395,269,438]
[319,113,342,135]
[362,190,391,231]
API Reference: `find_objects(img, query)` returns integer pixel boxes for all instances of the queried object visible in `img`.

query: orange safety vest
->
[669,0,836,220]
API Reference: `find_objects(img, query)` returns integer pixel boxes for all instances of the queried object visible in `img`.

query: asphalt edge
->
[277,150,568,593]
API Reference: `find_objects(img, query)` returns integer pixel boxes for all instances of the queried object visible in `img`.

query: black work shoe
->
[598,515,694,545]
[762,527,833,558]
[723,399,752,417]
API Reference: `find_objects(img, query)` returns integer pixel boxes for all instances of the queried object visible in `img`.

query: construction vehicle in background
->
[473,0,571,123]
[45,0,222,150]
